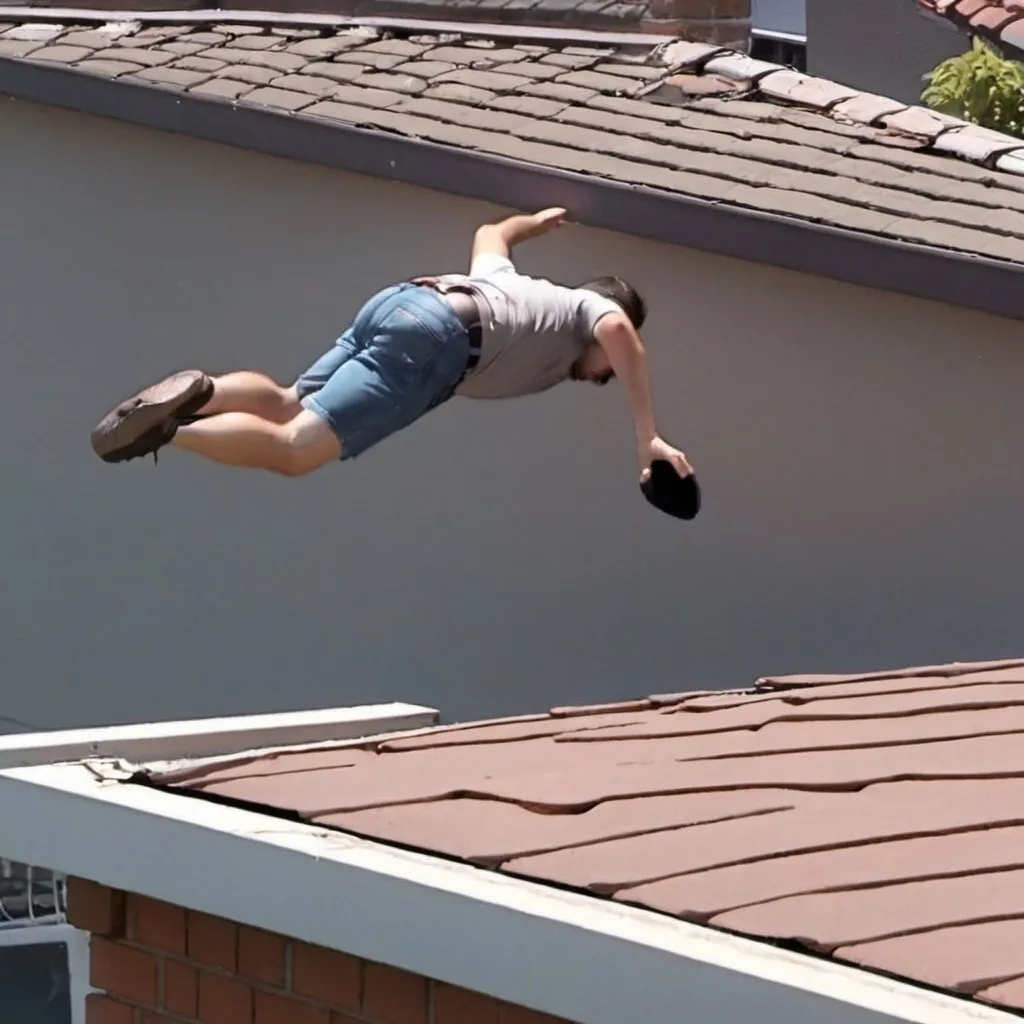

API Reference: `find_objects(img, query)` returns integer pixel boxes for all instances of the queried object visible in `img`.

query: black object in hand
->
[640,459,701,520]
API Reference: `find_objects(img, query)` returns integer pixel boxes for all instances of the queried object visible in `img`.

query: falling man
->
[90,207,698,517]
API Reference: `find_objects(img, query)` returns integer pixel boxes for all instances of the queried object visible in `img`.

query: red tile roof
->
[918,0,1024,54]
[144,657,1024,1013]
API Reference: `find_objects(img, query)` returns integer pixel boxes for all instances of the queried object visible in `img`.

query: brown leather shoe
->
[91,370,213,463]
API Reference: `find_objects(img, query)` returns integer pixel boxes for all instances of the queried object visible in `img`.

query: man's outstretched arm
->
[471,207,566,264]
[593,312,694,482]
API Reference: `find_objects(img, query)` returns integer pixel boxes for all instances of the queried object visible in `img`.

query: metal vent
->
[0,861,67,929]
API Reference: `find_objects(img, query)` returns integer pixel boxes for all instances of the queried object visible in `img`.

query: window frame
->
[0,921,93,1024]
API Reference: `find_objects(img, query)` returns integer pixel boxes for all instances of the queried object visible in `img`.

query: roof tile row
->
[144,657,1024,1014]
[7,16,1024,265]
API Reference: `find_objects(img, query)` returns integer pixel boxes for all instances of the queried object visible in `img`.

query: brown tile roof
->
[7,13,1024,271]
[0,0,652,32]
[918,0,1024,57]
[143,657,1024,1014]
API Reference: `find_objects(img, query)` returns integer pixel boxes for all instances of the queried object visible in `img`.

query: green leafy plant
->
[922,35,1024,137]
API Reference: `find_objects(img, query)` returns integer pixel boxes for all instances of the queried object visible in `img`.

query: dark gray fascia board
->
[3,53,1024,320]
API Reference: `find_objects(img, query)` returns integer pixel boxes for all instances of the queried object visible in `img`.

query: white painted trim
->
[67,927,95,1024]
[0,921,92,1024]
[0,703,438,769]
[0,762,1015,1024]
[0,920,74,945]
[750,26,807,44]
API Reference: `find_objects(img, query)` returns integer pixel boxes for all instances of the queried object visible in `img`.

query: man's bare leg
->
[91,368,324,466]
[171,409,342,476]
[194,372,300,423]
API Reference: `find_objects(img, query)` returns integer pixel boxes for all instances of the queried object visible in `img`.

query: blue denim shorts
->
[295,283,472,460]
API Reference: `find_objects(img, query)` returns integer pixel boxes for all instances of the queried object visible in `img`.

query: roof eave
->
[0,702,439,769]
[0,750,1018,1024]
[3,53,1024,319]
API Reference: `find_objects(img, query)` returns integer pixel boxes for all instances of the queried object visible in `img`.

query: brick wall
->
[68,878,574,1024]
[643,0,751,46]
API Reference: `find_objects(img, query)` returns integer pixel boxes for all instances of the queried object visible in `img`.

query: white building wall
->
[3,96,1024,730]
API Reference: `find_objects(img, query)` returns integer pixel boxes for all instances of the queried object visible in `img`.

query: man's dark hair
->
[578,276,647,330]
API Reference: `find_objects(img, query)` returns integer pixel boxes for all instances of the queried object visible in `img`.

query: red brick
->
[330,1016,361,1024]
[238,927,286,987]
[291,941,361,1009]
[198,971,254,1024]
[90,938,159,1006]
[67,879,126,938]
[187,911,238,971]
[141,1016,178,1024]
[132,895,187,954]
[434,983,501,1024]
[363,964,428,1024]
[255,991,330,1024]
[642,17,750,44]
[163,959,199,1018]
[86,994,136,1024]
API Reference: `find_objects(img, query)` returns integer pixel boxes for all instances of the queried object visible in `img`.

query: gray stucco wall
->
[3,95,1024,731]
[807,0,964,104]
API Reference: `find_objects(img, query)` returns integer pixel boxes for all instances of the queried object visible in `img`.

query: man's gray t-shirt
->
[436,252,622,400]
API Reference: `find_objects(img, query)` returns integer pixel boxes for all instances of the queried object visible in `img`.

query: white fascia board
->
[0,703,438,769]
[0,762,1015,1024]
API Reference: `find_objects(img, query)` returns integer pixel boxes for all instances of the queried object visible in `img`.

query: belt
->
[411,278,482,374]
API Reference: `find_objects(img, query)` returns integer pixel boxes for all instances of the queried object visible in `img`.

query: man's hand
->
[639,436,693,483]
[530,207,567,235]
[471,208,568,262]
